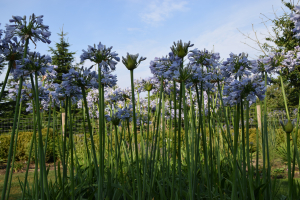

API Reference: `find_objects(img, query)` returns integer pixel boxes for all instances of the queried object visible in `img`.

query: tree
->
[48,27,75,84]
[239,0,300,107]
[265,1,300,106]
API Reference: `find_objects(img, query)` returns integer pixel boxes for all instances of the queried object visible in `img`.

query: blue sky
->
[1,0,286,89]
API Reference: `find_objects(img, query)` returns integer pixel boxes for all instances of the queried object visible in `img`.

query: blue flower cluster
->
[290,6,300,39]
[6,14,51,44]
[105,106,133,125]
[149,52,181,80]
[13,51,54,79]
[80,42,120,72]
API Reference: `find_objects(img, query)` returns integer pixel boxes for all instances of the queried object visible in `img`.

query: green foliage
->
[266,84,286,108]
[48,27,75,84]
[264,1,300,106]
[13,162,24,172]
[265,1,300,51]
[0,128,60,162]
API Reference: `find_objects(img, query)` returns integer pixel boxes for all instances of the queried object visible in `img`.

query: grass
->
[0,166,299,200]
[0,169,56,200]
[276,178,300,198]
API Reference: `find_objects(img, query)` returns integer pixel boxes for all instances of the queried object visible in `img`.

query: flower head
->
[149,52,181,80]
[122,53,146,70]
[222,74,266,106]
[12,51,54,79]
[280,119,294,134]
[188,48,220,68]
[170,40,194,58]
[80,42,120,72]
[290,6,300,39]
[221,52,254,80]
[6,14,51,44]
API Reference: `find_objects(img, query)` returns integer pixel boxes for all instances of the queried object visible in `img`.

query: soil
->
[0,159,299,179]
[249,156,300,179]
[0,161,59,175]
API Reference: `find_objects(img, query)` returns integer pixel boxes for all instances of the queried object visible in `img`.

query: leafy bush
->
[0,128,61,162]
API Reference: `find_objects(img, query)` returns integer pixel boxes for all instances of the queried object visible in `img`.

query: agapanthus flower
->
[55,83,82,104]
[149,52,181,80]
[187,64,221,91]
[6,14,51,44]
[100,71,117,87]
[62,66,98,89]
[170,40,194,58]
[188,48,220,68]
[290,5,300,39]
[77,88,99,118]
[222,74,266,106]
[134,78,145,93]
[250,55,276,79]
[8,78,52,112]
[0,35,24,73]
[12,51,54,79]
[105,105,134,123]
[55,66,98,103]
[280,46,300,73]
[105,87,128,104]
[25,82,53,112]
[221,52,254,80]
[80,42,120,72]
[173,63,192,83]
[8,80,30,101]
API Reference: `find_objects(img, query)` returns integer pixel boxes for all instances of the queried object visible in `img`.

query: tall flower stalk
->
[122,53,146,199]
[1,39,27,200]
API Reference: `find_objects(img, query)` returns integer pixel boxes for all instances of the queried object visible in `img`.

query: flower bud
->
[170,40,194,59]
[280,119,294,134]
[122,53,146,71]
[111,117,121,126]
[144,82,153,91]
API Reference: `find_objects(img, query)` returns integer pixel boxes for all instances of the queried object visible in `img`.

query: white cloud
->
[140,0,188,25]
[191,0,285,60]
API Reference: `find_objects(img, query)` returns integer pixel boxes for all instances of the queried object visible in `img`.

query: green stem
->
[129,69,141,200]
[263,72,271,198]
[81,87,99,176]
[0,61,13,102]
[287,132,293,199]
[1,76,24,200]
[231,103,240,200]
[1,37,29,200]
[68,97,75,200]
[21,100,37,200]
[98,65,103,200]
[6,100,22,200]
[171,81,177,200]
[280,73,290,120]
[44,99,52,157]
[246,101,255,200]
[292,95,300,179]
[240,100,246,199]
[33,72,49,199]
[143,90,151,200]
[182,82,192,200]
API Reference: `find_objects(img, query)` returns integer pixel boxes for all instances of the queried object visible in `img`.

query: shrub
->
[0,128,61,162]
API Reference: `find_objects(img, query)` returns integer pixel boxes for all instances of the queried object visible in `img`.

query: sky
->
[0,0,289,89]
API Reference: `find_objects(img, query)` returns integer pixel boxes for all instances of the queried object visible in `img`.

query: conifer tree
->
[48,27,75,84]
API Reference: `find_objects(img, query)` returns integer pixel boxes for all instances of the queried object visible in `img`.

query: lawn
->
[0,169,56,200]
